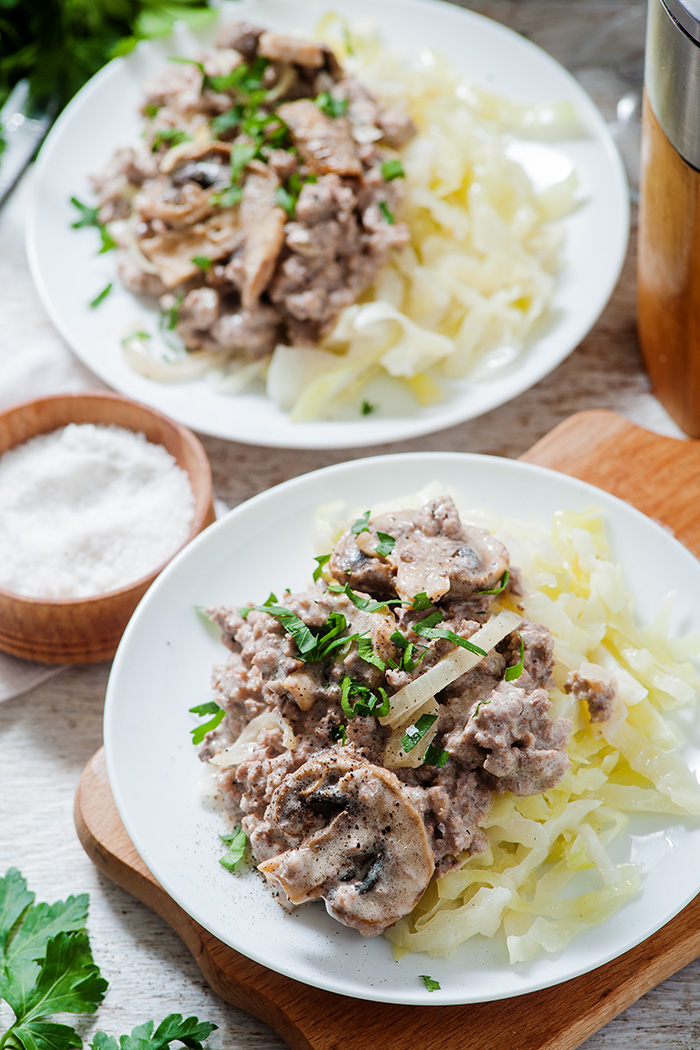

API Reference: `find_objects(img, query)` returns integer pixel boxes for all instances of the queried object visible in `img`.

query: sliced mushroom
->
[258,749,435,935]
[139,209,243,288]
[330,496,510,603]
[236,165,287,309]
[258,30,327,69]
[276,99,362,177]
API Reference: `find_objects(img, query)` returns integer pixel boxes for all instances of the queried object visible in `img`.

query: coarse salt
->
[0,423,196,599]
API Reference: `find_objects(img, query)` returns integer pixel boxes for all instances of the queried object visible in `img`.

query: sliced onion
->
[380,608,522,728]
[209,710,297,768]
[122,335,226,383]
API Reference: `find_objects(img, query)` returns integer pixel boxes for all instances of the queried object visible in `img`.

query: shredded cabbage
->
[265,19,582,420]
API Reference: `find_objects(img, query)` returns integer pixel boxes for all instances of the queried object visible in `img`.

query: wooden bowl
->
[0,391,216,664]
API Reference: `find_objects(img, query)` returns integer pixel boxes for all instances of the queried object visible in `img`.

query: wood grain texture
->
[75,412,700,1050]
[637,95,700,437]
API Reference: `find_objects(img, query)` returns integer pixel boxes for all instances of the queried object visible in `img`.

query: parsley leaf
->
[401,713,437,753]
[89,283,112,309]
[151,127,190,152]
[0,870,107,1050]
[70,197,115,254]
[312,554,331,582]
[219,828,247,872]
[189,702,225,744]
[191,255,211,271]
[413,611,487,656]
[90,1013,216,1050]
[361,399,377,415]
[378,199,395,224]
[477,569,510,596]
[504,632,525,682]
[327,581,398,614]
[330,723,347,745]
[340,676,390,719]
[420,974,441,991]
[424,744,450,768]
[381,159,405,181]
[350,511,371,535]
[374,531,395,558]
[315,91,348,118]
[356,635,386,672]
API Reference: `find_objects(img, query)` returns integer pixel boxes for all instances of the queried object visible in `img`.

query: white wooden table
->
[2,1,699,1046]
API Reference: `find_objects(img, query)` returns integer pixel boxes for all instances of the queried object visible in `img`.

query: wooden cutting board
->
[75,410,700,1050]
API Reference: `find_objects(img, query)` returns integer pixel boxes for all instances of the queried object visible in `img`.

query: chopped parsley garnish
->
[351,511,371,535]
[243,596,356,663]
[424,744,450,768]
[189,701,225,744]
[172,55,270,101]
[144,103,160,120]
[477,569,510,595]
[401,713,437,753]
[219,827,247,872]
[70,196,116,253]
[191,255,211,271]
[120,330,150,346]
[420,974,441,992]
[381,158,405,181]
[412,591,434,610]
[504,632,525,682]
[357,634,388,672]
[361,399,377,415]
[315,91,348,118]
[313,553,331,582]
[472,698,491,717]
[327,580,397,614]
[390,630,426,672]
[413,610,487,657]
[230,140,258,180]
[378,199,395,224]
[150,126,190,152]
[275,172,317,217]
[211,184,244,207]
[89,282,112,308]
[211,105,244,135]
[340,676,390,719]
[374,532,395,558]
[330,723,347,745]
[161,293,184,331]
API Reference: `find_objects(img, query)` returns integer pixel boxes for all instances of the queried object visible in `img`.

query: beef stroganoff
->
[195,488,700,959]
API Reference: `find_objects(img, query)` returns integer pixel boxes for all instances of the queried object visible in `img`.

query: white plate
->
[27,0,628,449]
[104,452,700,1005]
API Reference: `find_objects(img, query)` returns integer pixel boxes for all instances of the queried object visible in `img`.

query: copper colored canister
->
[638,0,700,435]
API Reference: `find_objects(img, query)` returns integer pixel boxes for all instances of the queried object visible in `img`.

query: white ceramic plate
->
[104,452,700,1005]
[27,0,628,449]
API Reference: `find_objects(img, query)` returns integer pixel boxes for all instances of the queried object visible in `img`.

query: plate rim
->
[25,0,629,449]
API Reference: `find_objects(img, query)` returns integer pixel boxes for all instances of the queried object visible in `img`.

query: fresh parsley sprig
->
[189,701,225,744]
[70,197,116,254]
[0,868,107,1050]
[90,1014,216,1050]
[340,676,390,719]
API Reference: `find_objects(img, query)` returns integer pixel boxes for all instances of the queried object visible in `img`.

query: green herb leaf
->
[424,744,449,768]
[411,592,433,610]
[0,868,34,961]
[219,828,247,872]
[401,713,437,753]
[350,511,371,535]
[161,293,184,331]
[381,159,405,181]
[230,141,258,181]
[191,255,211,271]
[151,126,190,152]
[420,974,441,992]
[340,677,389,719]
[274,186,295,216]
[378,199,395,224]
[211,106,243,136]
[91,1012,217,1050]
[89,283,112,309]
[504,632,525,682]
[144,103,160,120]
[211,184,244,208]
[327,581,398,614]
[315,91,348,118]
[374,531,395,558]
[413,611,487,656]
[189,702,225,744]
[330,723,347,745]
[361,400,377,416]
[69,197,100,229]
[356,635,386,672]
[312,554,331,582]
[477,569,510,596]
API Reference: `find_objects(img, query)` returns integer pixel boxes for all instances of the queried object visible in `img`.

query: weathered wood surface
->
[6,2,700,1048]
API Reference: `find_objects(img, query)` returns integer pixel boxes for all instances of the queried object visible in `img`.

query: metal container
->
[638,0,700,435]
